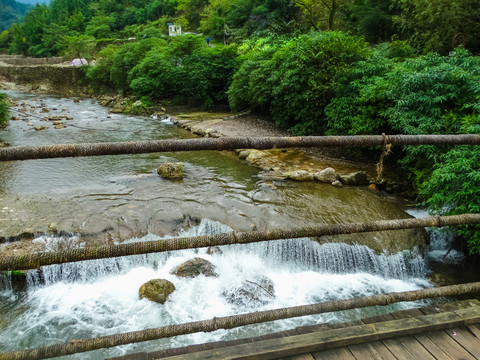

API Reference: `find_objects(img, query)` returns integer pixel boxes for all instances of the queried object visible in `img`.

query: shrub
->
[326,46,480,254]
[228,31,371,134]
[129,40,238,108]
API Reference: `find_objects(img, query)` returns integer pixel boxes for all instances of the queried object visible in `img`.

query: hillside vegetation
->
[1,0,480,254]
[0,0,30,32]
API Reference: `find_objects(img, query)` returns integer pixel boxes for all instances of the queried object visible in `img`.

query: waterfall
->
[1,218,431,360]
[26,219,425,287]
[0,271,12,292]
[406,208,465,264]
[251,239,425,278]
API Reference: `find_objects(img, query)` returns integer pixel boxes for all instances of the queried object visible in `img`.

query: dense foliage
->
[86,35,238,108]
[325,46,480,253]
[229,32,370,134]
[0,92,9,126]
[0,0,30,32]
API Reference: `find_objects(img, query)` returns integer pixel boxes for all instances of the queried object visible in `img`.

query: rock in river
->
[314,167,339,184]
[172,257,217,278]
[139,279,176,304]
[157,162,184,180]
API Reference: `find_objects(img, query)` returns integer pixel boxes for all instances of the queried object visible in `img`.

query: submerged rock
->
[139,279,175,304]
[223,276,275,307]
[157,162,184,180]
[172,257,217,278]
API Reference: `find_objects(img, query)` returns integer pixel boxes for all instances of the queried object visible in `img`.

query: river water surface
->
[0,91,433,359]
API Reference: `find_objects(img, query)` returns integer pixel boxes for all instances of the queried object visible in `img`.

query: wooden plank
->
[330,320,363,329]
[420,299,480,316]
[296,324,330,334]
[277,354,316,360]
[362,313,394,324]
[312,347,355,360]
[467,324,480,338]
[225,336,263,346]
[447,327,480,358]
[347,341,396,360]
[438,299,480,311]
[415,330,476,360]
[187,344,204,353]
[148,346,188,360]
[390,309,424,320]
[455,305,480,325]
[155,309,479,360]
[263,329,299,340]
[382,336,434,360]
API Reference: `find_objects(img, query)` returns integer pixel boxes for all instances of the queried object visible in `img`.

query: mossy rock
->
[139,279,176,304]
[157,162,184,180]
[172,257,217,278]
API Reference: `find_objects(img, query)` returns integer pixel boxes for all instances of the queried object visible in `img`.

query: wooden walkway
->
[109,299,480,360]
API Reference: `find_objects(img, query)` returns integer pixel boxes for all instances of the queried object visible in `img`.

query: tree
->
[85,15,113,39]
[229,32,370,134]
[176,0,209,31]
[295,0,351,30]
[60,34,96,61]
[393,0,480,53]
[0,0,30,32]
[342,0,398,43]
[200,0,232,40]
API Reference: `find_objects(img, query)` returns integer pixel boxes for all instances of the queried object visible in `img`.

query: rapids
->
[0,91,434,358]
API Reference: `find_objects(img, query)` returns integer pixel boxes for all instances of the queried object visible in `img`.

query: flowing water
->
[0,91,435,358]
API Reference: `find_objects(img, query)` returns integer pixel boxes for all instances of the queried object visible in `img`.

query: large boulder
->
[340,171,369,186]
[139,279,176,304]
[172,257,217,278]
[314,167,339,184]
[223,275,275,307]
[157,162,184,180]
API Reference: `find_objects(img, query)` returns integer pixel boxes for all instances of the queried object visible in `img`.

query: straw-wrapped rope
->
[1,214,480,271]
[1,282,479,360]
[1,135,480,161]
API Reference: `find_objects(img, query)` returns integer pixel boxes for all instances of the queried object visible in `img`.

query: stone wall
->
[0,65,86,95]
[0,55,64,66]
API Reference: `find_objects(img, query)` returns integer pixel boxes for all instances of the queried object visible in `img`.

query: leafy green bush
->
[128,51,181,100]
[85,44,119,93]
[0,92,9,126]
[229,36,285,114]
[419,145,480,254]
[229,32,370,134]
[326,46,480,253]
[128,38,238,108]
[108,37,168,93]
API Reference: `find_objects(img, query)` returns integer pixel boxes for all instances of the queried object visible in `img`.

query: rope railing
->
[1,282,479,360]
[2,134,480,359]
[1,134,479,161]
[1,214,479,271]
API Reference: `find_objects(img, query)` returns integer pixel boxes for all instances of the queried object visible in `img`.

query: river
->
[0,91,437,359]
